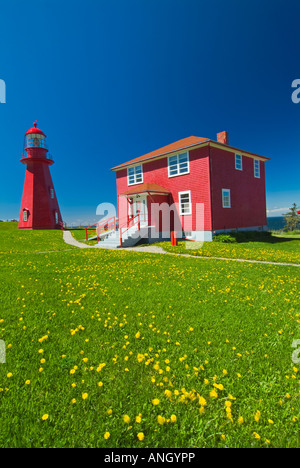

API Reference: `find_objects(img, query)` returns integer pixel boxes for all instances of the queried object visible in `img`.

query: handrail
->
[85,217,119,242]
[96,216,118,238]
[120,214,140,247]
[85,222,98,241]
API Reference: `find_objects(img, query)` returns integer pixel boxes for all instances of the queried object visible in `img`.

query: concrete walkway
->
[62,231,300,268]
[63,230,97,249]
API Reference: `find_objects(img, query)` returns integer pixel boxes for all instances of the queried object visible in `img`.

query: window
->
[127,165,143,185]
[55,211,59,224]
[168,152,189,177]
[222,189,231,208]
[23,210,28,222]
[254,159,260,178]
[179,191,191,215]
[50,188,54,199]
[235,154,243,170]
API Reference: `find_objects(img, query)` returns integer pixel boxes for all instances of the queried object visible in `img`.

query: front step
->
[96,225,152,249]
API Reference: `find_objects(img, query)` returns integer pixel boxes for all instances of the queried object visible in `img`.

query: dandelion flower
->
[137,432,145,441]
[104,432,110,440]
[82,393,88,400]
[198,396,207,407]
[170,414,177,423]
[123,414,130,424]
[42,414,49,421]
[157,415,165,425]
[152,398,160,406]
[254,410,261,422]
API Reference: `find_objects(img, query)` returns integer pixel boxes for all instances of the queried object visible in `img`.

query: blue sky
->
[0,0,299,225]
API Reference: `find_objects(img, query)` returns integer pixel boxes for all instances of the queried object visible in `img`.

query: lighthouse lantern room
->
[18,122,63,230]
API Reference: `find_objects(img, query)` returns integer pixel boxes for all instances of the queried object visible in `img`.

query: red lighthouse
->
[18,122,63,230]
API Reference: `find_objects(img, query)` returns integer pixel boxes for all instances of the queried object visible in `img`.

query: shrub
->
[213,234,237,243]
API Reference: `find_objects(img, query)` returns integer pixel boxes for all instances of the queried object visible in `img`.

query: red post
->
[85,227,88,241]
[171,231,177,246]
[174,231,177,246]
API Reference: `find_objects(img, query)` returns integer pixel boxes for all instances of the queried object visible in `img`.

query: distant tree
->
[283,203,300,231]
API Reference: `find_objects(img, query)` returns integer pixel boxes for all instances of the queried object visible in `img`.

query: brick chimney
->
[217,131,229,145]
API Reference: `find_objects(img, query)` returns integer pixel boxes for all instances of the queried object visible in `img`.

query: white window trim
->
[168,151,190,178]
[23,210,28,222]
[235,153,243,171]
[127,164,143,186]
[179,190,192,216]
[222,189,231,208]
[254,159,260,178]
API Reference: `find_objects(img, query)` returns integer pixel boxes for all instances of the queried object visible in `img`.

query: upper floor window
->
[168,152,189,177]
[50,188,54,199]
[235,154,243,170]
[127,165,143,185]
[23,209,28,222]
[254,159,260,178]
[222,189,231,208]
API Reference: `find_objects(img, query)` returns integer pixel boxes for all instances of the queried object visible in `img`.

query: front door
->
[132,195,148,224]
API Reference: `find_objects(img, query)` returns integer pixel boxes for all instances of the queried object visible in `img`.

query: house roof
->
[111,135,269,171]
[120,182,171,196]
[111,136,209,171]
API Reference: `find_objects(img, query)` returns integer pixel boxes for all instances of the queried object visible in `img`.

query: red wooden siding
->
[209,146,267,231]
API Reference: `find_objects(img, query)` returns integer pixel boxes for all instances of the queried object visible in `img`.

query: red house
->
[107,131,269,246]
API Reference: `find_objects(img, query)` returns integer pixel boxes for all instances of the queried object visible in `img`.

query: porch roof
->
[120,183,171,196]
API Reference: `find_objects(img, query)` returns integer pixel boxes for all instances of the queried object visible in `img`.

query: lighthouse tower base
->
[19,160,63,230]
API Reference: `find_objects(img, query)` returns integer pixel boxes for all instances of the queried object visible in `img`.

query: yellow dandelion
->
[254,410,261,422]
[137,432,145,441]
[152,398,160,406]
[157,415,165,425]
[198,396,207,407]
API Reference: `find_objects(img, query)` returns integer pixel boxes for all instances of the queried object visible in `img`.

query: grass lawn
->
[0,222,76,254]
[0,223,299,448]
[156,235,300,265]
